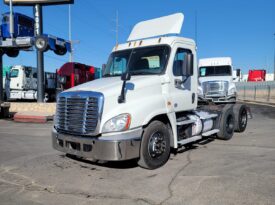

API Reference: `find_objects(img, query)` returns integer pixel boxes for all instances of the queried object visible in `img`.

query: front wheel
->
[217,105,235,140]
[35,35,49,52]
[138,121,170,169]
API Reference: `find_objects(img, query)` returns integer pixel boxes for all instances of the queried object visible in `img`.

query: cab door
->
[169,47,195,112]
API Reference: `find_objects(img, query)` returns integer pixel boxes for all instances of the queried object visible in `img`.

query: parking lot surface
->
[0,103,275,205]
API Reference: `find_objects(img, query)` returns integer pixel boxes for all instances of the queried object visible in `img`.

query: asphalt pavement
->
[0,103,274,205]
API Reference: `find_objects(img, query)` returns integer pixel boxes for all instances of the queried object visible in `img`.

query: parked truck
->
[56,62,101,95]
[247,69,266,82]
[9,65,56,101]
[52,13,250,169]
[198,57,238,103]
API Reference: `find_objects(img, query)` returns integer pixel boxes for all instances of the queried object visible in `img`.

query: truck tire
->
[138,121,170,169]
[233,104,248,132]
[54,46,67,56]
[217,105,235,140]
[35,35,49,52]
[6,49,19,58]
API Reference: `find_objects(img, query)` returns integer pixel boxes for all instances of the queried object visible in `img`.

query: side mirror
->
[121,72,131,81]
[182,53,193,76]
[102,64,106,72]
[236,69,241,77]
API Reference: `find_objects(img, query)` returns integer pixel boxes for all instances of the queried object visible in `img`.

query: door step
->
[200,113,218,120]
[202,129,219,137]
[178,135,202,145]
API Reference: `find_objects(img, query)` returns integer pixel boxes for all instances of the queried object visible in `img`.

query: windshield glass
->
[199,66,231,77]
[10,69,19,78]
[103,45,170,77]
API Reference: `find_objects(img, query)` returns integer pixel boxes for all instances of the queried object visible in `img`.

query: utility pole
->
[273,33,275,81]
[68,4,72,62]
[34,4,45,103]
[9,0,14,39]
[68,5,79,62]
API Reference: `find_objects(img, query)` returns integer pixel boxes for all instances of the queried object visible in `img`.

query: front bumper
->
[198,94,236,103]
[52,128,142,161]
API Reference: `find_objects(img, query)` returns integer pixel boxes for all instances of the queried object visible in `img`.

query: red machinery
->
[56,62,95,92]
[248,69,266,82]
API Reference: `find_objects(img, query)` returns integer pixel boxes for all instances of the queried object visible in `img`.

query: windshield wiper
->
[102,74,121,77]
[130,71,156,75]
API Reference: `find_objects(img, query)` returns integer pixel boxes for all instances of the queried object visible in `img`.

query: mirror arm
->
[118,80,126,103]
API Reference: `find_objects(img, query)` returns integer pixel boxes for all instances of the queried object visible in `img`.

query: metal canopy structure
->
[3,0,74,5]
[127,13,184,42]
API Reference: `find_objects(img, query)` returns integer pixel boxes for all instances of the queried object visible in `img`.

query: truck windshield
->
[10,69,19,78]
[199,66,231,77]
[103,45,170,77]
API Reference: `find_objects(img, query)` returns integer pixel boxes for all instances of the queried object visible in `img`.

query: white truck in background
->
[9,65,56,101]
[198,57,239,103]
[52,13,250,169]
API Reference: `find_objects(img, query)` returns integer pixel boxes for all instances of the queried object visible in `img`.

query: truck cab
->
[52,13,249,169]
[9,65,37,100]
[0,12,34,39]
[198,57,237,103]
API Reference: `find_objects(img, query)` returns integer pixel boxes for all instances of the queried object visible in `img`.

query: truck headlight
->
[228,87,236,96]
[102,114,131,133]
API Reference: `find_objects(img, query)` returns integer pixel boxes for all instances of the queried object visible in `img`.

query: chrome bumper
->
[52,128,142,161]
[198,94,236,103]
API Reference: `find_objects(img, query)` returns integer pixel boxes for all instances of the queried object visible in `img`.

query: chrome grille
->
[202,81,229,96]
[55,91,103,135]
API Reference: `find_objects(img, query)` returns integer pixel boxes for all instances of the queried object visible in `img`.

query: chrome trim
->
[52,127,142,161]
[202,81,229,97]
[55,91,104,136]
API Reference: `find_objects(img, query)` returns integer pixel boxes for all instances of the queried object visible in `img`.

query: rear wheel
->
[138,121,170,169]
[217,105,235,140]
[54,46,67,56]
[233,104,248,132]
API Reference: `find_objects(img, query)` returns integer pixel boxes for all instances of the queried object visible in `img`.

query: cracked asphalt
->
[0,103,275,205]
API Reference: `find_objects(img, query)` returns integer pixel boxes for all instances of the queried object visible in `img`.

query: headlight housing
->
[102,113,131,133]
[228,87,236,96]
[198,86,203,95]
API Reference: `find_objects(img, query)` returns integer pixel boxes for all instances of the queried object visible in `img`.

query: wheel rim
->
[36,39,46,49]
[226,115,234,134]
[148,131,166,158]
[240,109,247,128]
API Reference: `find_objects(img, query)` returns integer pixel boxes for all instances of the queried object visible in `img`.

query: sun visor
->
[127,13,184,42]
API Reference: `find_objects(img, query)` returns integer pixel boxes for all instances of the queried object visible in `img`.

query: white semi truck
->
[198,57,238,103]
[9,65,56,101]
[52,13,249,169]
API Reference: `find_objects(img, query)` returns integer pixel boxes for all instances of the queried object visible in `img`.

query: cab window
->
[173,48,191,76]
[10,69,19,78]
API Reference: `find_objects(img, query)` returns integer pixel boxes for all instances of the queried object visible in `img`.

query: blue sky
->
[0,0,274,74]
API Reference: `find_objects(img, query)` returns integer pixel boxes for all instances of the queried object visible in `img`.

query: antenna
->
[115,10,119,45]
[195,10,198,46]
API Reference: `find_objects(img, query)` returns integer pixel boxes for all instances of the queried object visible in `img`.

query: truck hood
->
[65,75,161,98]
[199,76,232,84]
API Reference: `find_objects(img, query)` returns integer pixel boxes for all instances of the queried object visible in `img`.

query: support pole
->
[34,4,45,102]
[0,52,3,102]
